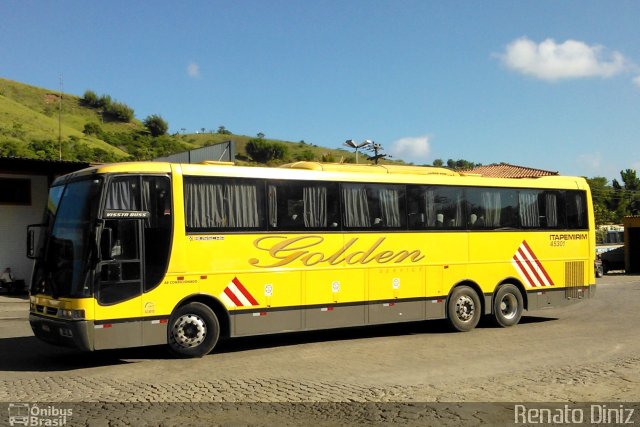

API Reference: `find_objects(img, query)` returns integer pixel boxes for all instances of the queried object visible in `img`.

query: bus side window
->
[184,177,265,231]
[268,181,339,231]
[341,183,405,230]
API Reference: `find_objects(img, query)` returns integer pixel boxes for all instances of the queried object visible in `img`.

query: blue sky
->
[1,0,639,181]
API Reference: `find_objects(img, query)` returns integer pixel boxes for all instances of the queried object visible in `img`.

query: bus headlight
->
[59,309,85,320]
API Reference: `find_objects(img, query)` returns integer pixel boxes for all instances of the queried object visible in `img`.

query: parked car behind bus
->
[600,246,625,274]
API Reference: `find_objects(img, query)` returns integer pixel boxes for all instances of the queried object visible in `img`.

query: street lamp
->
[344,139,371,164]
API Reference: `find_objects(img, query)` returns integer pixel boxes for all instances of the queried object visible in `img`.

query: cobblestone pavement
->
[1,276,639,425]
[1,356,639,403]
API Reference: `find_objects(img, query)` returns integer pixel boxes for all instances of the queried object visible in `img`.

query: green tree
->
[28,140,59,160]
[615,169,640,216]
[320,152,335,162]
[446,158,478,170]
[144,114,169,137]
[81,90,99,107]
[104,101,134,122]
[0,140,23,157]
[432,159,444,167]
[246,138,288,163]
[83,122,103,137]
[294,149,316,161]
[97,94,112,109]
[587,177,616,226]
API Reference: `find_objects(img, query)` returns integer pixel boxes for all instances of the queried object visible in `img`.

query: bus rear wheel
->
[447,286,481,332]
[168,302,220,358]
[492,284,523,327]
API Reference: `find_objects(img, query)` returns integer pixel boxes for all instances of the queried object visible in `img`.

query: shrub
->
[81,90,99,107]
[144,114,169,137]
[103,101,134,122]
[246,138,288,163]
[83,122,103,136]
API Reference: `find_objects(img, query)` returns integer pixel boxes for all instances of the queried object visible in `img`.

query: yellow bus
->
[28,161,595,357]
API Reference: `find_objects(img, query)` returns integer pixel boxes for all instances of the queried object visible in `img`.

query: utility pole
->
[58,74,63,160]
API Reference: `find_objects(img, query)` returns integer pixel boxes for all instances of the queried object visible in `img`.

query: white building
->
[0,157,89,287]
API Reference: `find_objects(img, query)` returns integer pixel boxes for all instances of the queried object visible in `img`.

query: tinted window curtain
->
[185,181,225,228]
[423,189,436,226]
[303,186,327,228]
[106,179,139,210]
[519,191,540,227]
[226,183,259,227]
[454,193,464,227]
[379,188,401,227]
[185,180,260,229]
[546,193,558,227]
[575,194,585,227]
[268,185,278,227]
[482,191,501,227]
[342,184,370,227]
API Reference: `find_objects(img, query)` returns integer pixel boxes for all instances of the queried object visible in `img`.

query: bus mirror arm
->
[100,228,113,261]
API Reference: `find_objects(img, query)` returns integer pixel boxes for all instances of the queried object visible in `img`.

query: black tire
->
[602,261,610,275]
[492,284,523,327]
[595,264,604,278]
[167,302,219,358]
[447,286,481,332]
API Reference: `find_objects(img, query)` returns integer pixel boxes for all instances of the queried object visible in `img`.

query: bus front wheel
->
[492,284,523,327]
[168,302,220,358]
[447,286,481,332]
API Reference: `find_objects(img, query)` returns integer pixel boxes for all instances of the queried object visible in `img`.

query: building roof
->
[0,156,91,176]
[463,163,559,178]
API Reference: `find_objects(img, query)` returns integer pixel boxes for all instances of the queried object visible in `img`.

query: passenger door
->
[94,218,144,349]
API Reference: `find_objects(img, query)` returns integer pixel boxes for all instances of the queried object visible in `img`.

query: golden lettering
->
[374,250,395,263]
[250,235,425,268]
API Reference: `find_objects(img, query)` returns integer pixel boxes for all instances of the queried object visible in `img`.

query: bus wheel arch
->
[446,281,483,332]
[491,281,525,327]
[167,294,230,358]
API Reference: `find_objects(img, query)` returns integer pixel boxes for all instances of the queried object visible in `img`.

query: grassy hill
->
[0,77,364,165]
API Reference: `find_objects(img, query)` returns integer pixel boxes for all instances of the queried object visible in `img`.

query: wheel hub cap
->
[172,314,207,348]
[500,294,518,320]
[456,296,475,322]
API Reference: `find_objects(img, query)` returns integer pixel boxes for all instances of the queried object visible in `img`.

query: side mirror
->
[26,224,44,259]
[27,229,36,259]
[100,228,113,261]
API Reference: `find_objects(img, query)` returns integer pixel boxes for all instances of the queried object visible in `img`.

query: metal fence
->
[154,141,235,163]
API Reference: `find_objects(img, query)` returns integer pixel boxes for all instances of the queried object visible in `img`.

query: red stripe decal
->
[513,253,538,287]
[518,247,546,286]
[232,277,259,306]
[224,287,243,307]
[522,240,554,285]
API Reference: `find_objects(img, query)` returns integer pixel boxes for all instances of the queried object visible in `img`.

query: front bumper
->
[29,313,94,351]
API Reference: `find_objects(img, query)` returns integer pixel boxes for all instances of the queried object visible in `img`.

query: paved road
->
[0,276,638,425]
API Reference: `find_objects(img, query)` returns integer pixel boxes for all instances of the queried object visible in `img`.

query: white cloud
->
[577,152,602,171]
[633,75,640,88]
[187,62,201,78]
[497,37,628,81]
[390,135,431,163]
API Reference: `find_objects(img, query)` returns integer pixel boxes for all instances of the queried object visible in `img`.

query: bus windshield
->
[37,178,102,298]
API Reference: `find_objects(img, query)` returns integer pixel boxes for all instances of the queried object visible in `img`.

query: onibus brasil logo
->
[7,404,72,426]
